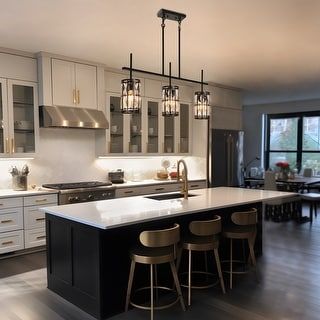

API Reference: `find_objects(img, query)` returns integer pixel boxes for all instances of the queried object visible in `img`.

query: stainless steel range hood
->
[39,105,108,129]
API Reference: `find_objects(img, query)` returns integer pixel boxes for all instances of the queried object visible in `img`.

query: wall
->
[0,128,206,189]
[243,98,320,169]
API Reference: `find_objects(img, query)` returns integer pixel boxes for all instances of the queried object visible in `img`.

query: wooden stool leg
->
[169,261,186,311]
[230,238,233,289]
[125,260,135,312]
[150,264,154,320]
[213,248,226,294]
[188,249,192,306]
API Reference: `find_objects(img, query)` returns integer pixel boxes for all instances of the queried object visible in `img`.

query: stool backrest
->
[189,215,221,236]
[231,208,257,226]
[139,223,180,248]
[303,168,313,177]
[264,171,277,191]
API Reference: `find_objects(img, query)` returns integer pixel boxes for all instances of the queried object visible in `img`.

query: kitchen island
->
[42,187,295,319]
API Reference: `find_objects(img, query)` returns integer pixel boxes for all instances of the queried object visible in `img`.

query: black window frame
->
[265,110,320,171]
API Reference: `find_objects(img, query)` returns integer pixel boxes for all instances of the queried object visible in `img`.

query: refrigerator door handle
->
[230,136,234,184]
[227,134,233,186]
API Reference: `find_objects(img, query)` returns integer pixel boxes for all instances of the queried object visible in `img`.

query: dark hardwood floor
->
[1,209,320,320]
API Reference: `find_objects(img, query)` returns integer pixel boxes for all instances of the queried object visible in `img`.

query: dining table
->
[244,176,320,192]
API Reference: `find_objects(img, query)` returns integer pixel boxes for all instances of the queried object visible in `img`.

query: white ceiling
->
[1,0,320,104]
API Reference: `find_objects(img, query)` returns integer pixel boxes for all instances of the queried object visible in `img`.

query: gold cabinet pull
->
[36,235,46,240]
[35,199,48,203]
[5,138,9,153]
[11,138,14,153]
[1,219,13,224]
[77,90,80,104]
[2,241,13,246]
[108,141,111,153]
[178,142,180,153]
[73,89,77,104]
[124,190,133,194]
[36,217,45,221]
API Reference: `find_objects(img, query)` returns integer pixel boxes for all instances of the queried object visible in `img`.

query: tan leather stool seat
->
[130,246,175,264]
[223,225,256,239]
[182,235,219,251]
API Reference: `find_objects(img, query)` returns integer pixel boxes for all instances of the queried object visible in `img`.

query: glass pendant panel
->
[121,79,141,113]
[194,91,210,119]
[162,85,179,116]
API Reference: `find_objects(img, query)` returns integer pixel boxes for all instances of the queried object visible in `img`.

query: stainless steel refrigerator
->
[208,129,244,187]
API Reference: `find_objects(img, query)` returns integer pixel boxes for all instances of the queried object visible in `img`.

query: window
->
[265,111,320,175]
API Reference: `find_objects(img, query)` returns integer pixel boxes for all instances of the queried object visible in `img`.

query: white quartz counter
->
[41,187,295,230]
[0,188,58,198]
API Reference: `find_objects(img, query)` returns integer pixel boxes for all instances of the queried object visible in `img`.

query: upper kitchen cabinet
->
[38,52,105,110]
[0,79,38,157]
[0,51,38,157]
[209,86,243,130]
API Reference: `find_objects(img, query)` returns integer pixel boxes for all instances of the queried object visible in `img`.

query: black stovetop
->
[42,181,112,190]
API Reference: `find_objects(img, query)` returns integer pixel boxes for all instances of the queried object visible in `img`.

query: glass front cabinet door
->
[146,100,160,154]
[179,103,190,154]
[109,95,124,153]
[0,79,38,157]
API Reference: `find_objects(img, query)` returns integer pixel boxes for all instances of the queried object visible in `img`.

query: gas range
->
[42,181,116,205]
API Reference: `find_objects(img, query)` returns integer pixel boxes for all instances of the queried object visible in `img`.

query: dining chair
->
[263,171,301,221]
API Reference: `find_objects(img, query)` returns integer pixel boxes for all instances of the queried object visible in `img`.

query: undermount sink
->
[145,192,197,201]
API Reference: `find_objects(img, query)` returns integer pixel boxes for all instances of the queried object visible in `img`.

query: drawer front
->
[0,230,24,254]
[24,205,52,230]
[140,183,180,195]
[23,194,58,207]
[189,180,207,190]
[0,207,23,232]
[115,188,142,198]
[0,197,23,210]
[24,228,46,249]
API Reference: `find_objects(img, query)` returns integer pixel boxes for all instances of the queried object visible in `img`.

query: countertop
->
[112,178,206,188]
[41,187,295,230]
[0,188,58,198]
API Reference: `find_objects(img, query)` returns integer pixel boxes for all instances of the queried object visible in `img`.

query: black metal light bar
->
[122,67,208,86]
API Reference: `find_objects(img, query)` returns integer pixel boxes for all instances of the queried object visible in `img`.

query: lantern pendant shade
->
[162,62,179,116]
[121,53,141,114]
[194,70,210,119]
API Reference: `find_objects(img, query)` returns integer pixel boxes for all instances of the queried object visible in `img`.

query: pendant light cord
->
[129,53,133,80]
[169,62,172,87]
[201,69,204,92]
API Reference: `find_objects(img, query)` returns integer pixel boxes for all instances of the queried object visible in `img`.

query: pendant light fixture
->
[194,70,210,119]
[120,53,141,114]
[162,62,179,116]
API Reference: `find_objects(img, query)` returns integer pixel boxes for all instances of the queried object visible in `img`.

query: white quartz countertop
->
[0,188,58,198]
[41,187,296,230]
[113,178,206,188]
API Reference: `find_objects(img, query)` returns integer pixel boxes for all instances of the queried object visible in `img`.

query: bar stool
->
[300,193,320,222]
[177,215,225,306]
[125,223,186,320]
[222,208,258,289]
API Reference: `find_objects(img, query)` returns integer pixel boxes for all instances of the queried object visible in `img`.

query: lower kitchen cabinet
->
[0,192,58,255]
[0,230,24,254]
[115,179,207,198]
[23,194,58,249]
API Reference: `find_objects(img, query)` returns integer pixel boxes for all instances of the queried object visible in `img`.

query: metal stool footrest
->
[221,259,251,274]
[130,286,180,311]
[179,270,219,289]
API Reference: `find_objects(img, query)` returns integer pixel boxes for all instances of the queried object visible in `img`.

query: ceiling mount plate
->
[157,8,186,22]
